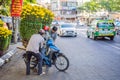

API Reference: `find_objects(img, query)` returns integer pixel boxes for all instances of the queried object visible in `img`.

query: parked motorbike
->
[23,39,69,72]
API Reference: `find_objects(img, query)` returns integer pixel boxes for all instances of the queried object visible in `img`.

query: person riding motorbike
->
[49,26,58,42]
[26,29,45,75]
[43,25,58,42]
[42,25,58,74]
[43,25,50,41]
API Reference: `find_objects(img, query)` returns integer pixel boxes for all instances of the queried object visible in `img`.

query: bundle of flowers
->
[0,20,4,27]
[0,26,12,56]
[0,27,12,38]
[20,4,54,47]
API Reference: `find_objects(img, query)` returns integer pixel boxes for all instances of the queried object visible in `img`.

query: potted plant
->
[0,20,12,56]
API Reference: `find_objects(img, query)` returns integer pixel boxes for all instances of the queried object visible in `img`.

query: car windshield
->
[115,22,120,27]
[97,22,114,28]
[61,24,74,28]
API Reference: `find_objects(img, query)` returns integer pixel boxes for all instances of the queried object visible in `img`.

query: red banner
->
[11,0,23,17]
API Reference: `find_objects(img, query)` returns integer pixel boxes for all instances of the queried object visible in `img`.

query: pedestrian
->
[26,29,45,75]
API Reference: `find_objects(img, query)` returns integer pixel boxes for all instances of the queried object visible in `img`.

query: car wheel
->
[110,36,114,40]
[117,32,119,35]
[74,35,77,37]
[59,34,62,37]
[102,37,105,39]
[87,31,90,38]
[117,30,120,35]
[92,33,97,40]
[87,35,90,38]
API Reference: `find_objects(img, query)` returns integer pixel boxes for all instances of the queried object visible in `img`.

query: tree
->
[0,0,11,16]
[0,0,37,16]
[78,0,100,13]
[114,0,120,11]
[20,4,54,47]
[23,0,36,4]
[98,0,120,12]
[0,0,11,7]
[78,0,120,13]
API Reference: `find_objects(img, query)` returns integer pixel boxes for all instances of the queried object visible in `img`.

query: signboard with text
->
[11,0,23,17]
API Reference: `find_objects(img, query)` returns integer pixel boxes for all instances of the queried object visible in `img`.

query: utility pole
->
[13,17,19,43]
[11,0,23,43]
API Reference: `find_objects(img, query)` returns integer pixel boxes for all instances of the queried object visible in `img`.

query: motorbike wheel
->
[30,56,38,69]
[23,53,38,69]
[54,53,69,71]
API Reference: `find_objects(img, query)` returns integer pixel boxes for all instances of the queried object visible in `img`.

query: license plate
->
[67,31,72,34]
[104,29,108,31]
[99,30,110,34]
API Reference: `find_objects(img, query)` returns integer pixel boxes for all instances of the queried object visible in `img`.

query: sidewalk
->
[0,42,22,67]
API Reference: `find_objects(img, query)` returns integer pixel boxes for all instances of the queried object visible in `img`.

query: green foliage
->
[20,4,54,46]
[99,0,113,12]
[20,18,42,41]
[0,0,36,16]
[78,0,120,13]
[23,0,36,4]
[0,7,9,16]
[0,35,11,55]
[99,0,120,12]
[78,0,100,13]
[0,0,11,16]
[0,0,11,7]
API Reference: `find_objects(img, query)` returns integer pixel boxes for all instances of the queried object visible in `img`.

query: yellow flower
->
[0,27,12,38]
[0,20,4,26]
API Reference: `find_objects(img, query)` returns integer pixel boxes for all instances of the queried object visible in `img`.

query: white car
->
[57,23,77,37]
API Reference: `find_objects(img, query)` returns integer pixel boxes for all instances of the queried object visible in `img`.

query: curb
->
[0,49,16,67]
[0,58,5,67]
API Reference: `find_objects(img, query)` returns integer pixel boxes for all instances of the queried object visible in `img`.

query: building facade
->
[36,0,50,9]
[51,0,91,21]
[51,0,79,21]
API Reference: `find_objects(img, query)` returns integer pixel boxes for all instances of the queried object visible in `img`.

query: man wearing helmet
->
[26,29,45,75]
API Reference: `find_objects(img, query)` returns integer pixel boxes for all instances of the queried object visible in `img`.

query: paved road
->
[0,27,120,80]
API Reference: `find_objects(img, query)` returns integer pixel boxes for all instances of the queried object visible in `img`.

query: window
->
[98,23,115,27]
[61,24,74,28]
[67,2,77,7]
[61,2,67,7]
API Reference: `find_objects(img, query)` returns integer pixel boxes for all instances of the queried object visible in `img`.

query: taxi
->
[87,19,116,40]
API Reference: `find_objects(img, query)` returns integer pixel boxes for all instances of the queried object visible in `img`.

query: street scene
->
[0,0,120,80]
[0,28,120,80]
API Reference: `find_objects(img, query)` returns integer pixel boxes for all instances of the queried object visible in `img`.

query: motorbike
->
[23,39,69,71]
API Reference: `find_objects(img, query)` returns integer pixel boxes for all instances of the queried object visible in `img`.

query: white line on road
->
[107,44,120,50]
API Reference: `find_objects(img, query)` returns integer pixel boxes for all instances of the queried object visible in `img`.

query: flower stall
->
[20,4,54,47]
[0,23,12,56]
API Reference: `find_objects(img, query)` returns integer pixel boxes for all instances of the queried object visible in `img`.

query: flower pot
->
[0,35,11,56]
